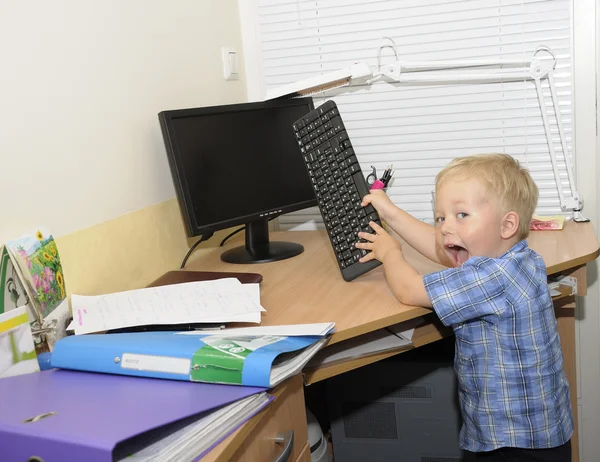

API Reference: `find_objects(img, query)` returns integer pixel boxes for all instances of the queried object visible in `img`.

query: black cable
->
[180,232,214,269]
[219,217,279,247]
[220,226,244,247]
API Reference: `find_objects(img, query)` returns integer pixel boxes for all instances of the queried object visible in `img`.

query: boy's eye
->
[457,212,468,219]
[435,216,445,224]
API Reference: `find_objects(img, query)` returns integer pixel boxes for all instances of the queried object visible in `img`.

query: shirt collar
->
[497,239,528,259]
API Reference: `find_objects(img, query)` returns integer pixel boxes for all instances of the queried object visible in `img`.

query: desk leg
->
[554,264,586,462]
[560,265,587,462]
[556,301,578,462]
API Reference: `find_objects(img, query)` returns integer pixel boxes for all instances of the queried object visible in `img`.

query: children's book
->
[51,324,334,388]
[0,227,70,351]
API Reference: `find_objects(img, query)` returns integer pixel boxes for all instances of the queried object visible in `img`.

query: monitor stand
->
[220,218,304,264]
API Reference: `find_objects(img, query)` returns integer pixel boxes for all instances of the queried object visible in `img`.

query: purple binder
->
[0,369,268,462]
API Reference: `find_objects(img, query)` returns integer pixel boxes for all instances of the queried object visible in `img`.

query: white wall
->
[0,0,247,243]
[573,0,600,460]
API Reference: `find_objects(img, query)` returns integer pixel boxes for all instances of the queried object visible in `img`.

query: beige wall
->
[55,199,187,296]
[1,1,247,296]
[55,198,237,296]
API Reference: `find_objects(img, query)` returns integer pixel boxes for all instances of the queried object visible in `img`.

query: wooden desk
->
[195,221,598,461]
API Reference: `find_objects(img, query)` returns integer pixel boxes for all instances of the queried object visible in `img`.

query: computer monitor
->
[158,97,317,264]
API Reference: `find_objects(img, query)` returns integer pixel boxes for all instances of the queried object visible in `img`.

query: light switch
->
[222,47,239,81]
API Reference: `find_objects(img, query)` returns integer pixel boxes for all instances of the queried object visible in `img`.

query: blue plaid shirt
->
[423,240,573,452]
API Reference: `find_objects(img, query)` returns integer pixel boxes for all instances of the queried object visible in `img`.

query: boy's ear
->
[501,211,520,239]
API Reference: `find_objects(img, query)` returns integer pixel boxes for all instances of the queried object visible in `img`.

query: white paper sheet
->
[306,328,411,368]
[244,283,264,310]
[176,322,336,337]
[388,317,424,342]
[70,278,264,335]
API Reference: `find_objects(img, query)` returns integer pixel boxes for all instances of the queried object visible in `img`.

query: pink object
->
[370,179,386,190]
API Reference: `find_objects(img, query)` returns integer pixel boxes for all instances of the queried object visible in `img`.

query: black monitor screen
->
[159,97,317,264]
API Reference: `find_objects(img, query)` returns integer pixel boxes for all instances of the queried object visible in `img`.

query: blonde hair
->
[435,153,538,239]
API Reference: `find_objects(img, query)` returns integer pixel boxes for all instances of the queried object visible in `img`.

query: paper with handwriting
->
[70,279,264,335]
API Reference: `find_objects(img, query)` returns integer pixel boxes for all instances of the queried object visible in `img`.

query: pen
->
[368,164,393,190]
[381,165,393,186]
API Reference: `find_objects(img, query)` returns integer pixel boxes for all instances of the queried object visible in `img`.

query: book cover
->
[51,330,329,388]
[5,228,66,318]
[4,227,70,350]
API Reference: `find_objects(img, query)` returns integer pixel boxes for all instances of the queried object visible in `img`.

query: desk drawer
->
[228,374,308,462]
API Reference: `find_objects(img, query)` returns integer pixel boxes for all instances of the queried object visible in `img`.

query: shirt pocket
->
[454,323,476,362]
[453,323,488,396]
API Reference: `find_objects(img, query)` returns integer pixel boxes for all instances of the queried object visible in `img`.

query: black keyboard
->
[292,100,382,281]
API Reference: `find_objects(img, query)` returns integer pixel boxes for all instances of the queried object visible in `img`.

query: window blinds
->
[243,0,574,229]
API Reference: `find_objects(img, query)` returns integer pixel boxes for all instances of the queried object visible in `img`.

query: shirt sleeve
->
[423,257,506,327]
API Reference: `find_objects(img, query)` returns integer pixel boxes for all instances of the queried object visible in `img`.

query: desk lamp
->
[266,40,587,222]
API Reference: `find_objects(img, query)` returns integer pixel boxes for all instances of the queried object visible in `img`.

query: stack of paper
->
[306,318,423,368]
[119,392,272,461]
[68,279,265,335]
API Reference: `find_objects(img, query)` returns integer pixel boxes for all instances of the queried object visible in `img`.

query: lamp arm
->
[371,53,552,83]
[532,72,586,221]
[378,58,532,72]
[372,58,532,82]
[380,70,585,220]
[265,45,587,220]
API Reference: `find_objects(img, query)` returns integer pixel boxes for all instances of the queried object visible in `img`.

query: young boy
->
[356,154,573,461]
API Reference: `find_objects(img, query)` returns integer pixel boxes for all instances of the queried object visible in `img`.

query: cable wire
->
[219,217,279,247]
[220,226,244,247]
[180,232,214,269]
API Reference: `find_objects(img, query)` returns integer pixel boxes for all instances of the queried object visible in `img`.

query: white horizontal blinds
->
[254,0,573,228]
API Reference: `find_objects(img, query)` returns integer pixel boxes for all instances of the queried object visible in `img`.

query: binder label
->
[121,353,190,375]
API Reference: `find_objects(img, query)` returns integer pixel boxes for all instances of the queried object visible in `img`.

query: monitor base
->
[221,241,304,264]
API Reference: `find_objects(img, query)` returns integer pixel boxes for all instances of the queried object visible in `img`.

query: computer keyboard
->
[292,100,383,281]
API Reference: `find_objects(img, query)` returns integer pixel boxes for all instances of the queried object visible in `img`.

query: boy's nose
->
[440,220,453,235]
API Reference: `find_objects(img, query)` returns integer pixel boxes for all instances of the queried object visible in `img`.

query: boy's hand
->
[361,190,395,220]
[356,221,403,264]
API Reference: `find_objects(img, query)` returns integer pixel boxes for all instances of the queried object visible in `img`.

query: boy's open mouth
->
[446,244,469,267]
